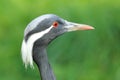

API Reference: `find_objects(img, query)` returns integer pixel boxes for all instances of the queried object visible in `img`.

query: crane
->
[21,14,94,80]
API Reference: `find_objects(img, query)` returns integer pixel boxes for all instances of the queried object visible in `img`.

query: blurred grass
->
[0,0,120,80]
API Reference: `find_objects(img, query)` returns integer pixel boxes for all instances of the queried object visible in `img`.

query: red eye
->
[53,21,59,28]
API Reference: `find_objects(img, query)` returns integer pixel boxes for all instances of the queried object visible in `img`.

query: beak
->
[64,21,94,32]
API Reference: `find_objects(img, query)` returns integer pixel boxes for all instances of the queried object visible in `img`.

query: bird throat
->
[33,47,56,80]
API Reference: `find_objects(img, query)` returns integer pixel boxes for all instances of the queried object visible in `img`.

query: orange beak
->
[65,21,94,32]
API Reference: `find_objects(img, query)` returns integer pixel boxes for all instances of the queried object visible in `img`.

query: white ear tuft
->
[21,25,53,68]
[21,40,34,68]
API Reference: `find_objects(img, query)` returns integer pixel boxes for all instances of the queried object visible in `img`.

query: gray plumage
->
[21,14,94,80]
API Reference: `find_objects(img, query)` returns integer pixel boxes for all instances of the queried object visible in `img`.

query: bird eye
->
[53,21,59,28]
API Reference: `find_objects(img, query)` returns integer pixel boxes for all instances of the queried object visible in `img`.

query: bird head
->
[21,14,94,67]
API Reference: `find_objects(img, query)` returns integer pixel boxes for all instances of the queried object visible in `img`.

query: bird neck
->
[33,46,56,80]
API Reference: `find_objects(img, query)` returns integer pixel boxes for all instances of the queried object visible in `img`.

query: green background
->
[0,0,120,80]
